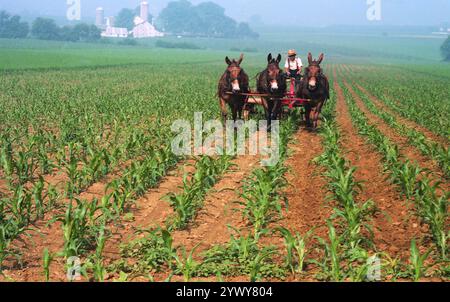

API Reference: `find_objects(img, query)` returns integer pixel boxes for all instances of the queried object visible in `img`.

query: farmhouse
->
[100,16,129,38]
[96,1,164,39]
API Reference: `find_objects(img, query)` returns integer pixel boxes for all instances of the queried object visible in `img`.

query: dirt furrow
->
[335,72,426,259]
[102,160,196,260]
[278,127,332,281]
[354,83,449,147]
[343,80,449,193]
[281,129,330,240]
[170,154,258,252]
[1,159,188,281]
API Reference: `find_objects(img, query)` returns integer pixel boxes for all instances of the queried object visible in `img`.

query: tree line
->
[0,10,101,42]
[442,36,450,61]
[156,0,259,39]
[113,1,259,39]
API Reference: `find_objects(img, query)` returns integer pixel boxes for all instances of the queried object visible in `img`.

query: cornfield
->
[0,39,448,283]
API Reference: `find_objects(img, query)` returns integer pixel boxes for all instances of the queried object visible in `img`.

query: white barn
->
[101,27,128,38]
[98,1,164,39]
[132,16,164,38]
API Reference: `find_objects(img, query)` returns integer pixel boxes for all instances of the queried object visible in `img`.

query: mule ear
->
[238,53,244,65]
[276,54,282,63]
[267,53,273,63]
[308,52,313,65]
[318,53,324,64]
[225,56,232,65]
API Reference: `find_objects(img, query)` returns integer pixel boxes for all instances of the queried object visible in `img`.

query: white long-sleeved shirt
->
[285,57,303,70]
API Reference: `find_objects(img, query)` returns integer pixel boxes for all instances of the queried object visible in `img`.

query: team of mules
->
[218,52,329,130]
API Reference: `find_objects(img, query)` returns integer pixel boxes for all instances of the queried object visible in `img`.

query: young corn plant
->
[14,149,37,185]
[64,143,83,199]
[409,239,431,282]
[277,227,311,275]
[315,222,344,281]
[249,250,276,282]
[174,244,201,282]
[31,176,46,220]
[42,248,54,282]
[106,144,179,217]
[166,155,233,230]
[166,174,200,229]
[0,135,15,186]
[391,162,422,199]
[37,140,54,175]
[91,226,107,282]
[237,165,288,240]
[0,222,26,270]
[54,198,99,258]
[7,186,33,226]
[414,180,448,259]
[0,225,9,269]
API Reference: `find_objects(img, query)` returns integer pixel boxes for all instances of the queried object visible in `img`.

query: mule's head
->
[266,53,282,92]
[225,53,244,93]
[305,52,324,90]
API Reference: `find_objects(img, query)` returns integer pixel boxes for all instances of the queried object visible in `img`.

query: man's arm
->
[284,60,290,73]
[297,58,303,74]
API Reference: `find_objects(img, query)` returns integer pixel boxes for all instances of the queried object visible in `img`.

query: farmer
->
[284,49,303,79]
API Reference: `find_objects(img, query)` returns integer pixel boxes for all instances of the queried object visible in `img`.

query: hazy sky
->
[0,0,449,26]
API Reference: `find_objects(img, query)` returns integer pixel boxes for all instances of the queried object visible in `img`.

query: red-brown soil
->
[334,73,427,260]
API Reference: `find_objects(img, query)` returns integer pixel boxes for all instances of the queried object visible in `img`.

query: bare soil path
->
[334,73,426,259]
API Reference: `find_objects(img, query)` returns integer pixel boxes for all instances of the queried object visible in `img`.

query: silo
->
[106,16,115,27]
[96,7,104,27]
[140,1,149,22]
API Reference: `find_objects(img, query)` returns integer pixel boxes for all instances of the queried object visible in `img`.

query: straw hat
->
[288,49,297,56]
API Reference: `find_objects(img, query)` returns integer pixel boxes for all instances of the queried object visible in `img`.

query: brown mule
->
[217,54,250,123]
[256,53,287,131]
[297,52,330,129]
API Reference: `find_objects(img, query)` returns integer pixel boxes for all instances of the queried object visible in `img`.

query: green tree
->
[31,17,59,40]
[87,25,101,42]
[157,0,258,39]
[236,22,259,39]
[441,36,450,61]
[59,25,77,42]
[72,23,90,41]
[194,2,236,37]
[0,10,29,38]
[158,0,197,34]
[115,8,135,30]
[55,23,101,42]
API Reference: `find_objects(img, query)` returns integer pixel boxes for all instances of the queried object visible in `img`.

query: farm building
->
[97,1,164,39]
[100,16,128,38]
[101,27,129,38]
[132,16,164,38]
[133,1,164,38]
[95,7,105,29]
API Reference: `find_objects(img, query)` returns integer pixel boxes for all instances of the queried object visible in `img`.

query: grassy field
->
[0,28,447,70]
[0,32,449,282]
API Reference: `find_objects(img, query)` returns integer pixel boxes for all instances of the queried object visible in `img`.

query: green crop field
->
[0,28,449,283]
